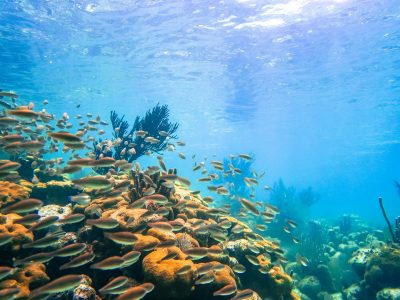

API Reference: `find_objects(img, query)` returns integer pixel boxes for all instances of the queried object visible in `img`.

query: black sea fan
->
[93,103,179,174]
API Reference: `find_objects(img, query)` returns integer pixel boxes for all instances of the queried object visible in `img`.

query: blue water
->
[1,0,399,223]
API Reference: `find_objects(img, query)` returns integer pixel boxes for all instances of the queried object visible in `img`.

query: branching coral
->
[93,104,179,174]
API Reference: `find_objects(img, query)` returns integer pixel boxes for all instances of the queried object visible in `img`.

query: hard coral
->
[0,263,49,299]
[0,180,30,209]
[0,213,33,250]
[30,180,81,204]
[143,247,195,299]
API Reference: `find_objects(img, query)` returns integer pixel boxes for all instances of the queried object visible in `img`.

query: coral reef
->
[0,181,30,209]
[0,263,49,298]
[92,104,179,174]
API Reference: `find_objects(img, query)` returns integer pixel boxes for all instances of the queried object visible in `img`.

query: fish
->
[59,252,95,270]
[196,263,214,275]
[216,186,229,195]
[22,233,62,249]
[291,236,300,244]
[231,289,255,300]
[0,288,20,299]
[176,265,192,275]
[163,251,178,260]
[121,251,141,267]
[14,252,53,266]
[248,244,260,254]
[178,152,186,159]
[68,193,91,205]
[0,91,18,98]
[213,283,237,296]
[99,276,129,294]
[207,246,223,255]
[239,198,259,215]
[51,243,87,257]
[195,272,215,285]
[245,255,260,266]
[286,219,297,228]
[256,224,267,231]
[105,232,138,245]
[0,161,21,172]
[0,266,14,281]
[61,165,82,174]
[238,154,252,161]
[232,264,246,274]
[29,274,84,297]
[90,157,115,167]
[2,198,43,214]
[60,213,85,224]
[115,285,149,300]
[203,196,214,203]
[90,256,125,270]
[0,233,13,246]
[29,216,59,231]
[148,222,173,232]
[158,130,169,137]
[265,203,280,214]
[297,255,309,267]
[86,218,119,229]
[140,283,155,293]
[72,176,112,189]
[7,109,39,120]
[48,131,82,144]
[231,225,244,234]
[144,136,160,144]
[0,117,19,127]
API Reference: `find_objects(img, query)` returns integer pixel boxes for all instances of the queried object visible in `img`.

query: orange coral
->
[0,213,33,250]
[0,263,49,299]
[0,181,30,209]
[133,234,160,251]
[142,246,195,299]
[147,227,176,242]
[194,261,237,298]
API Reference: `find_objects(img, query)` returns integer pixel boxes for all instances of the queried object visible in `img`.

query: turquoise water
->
[1,0,399,223]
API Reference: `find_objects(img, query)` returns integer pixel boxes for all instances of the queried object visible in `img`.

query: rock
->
[349,247,380,278]
[298,275,321,299]
[364,244,400,292]
[377,288,400,300]
[343,284,362,300]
